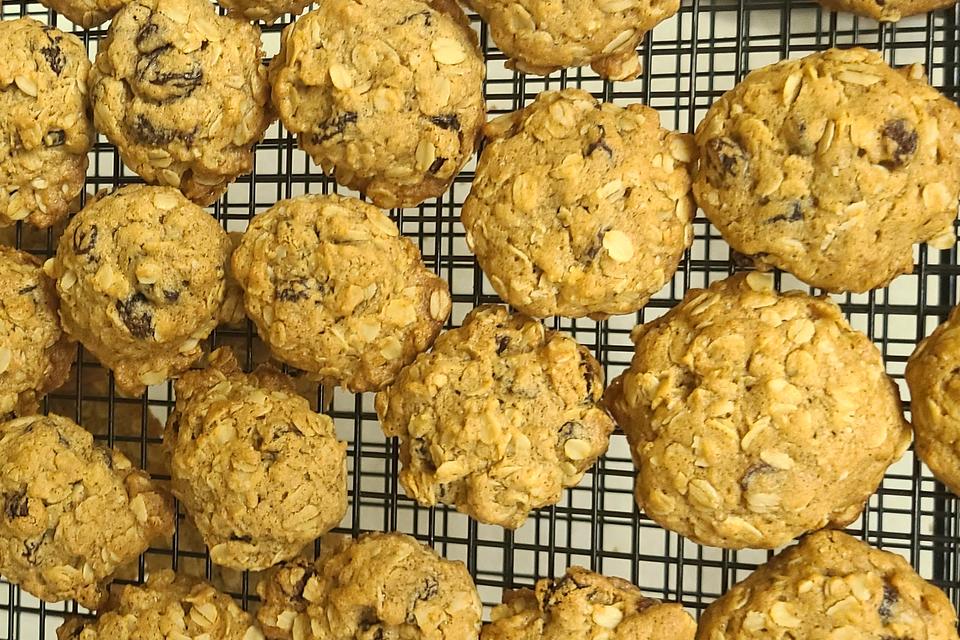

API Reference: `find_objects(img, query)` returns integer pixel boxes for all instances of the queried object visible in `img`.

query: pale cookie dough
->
[375,305,614,529]
[463,0,679,80]
[49,185,231,397]
[165,347,347,571]
[0,414,174,608]
[0,246,74,419]
[216,0,312,23]
[694,47,960,293]
[269,0,486,209]
[89,0,272,205]
[57,570,264,640]
[817,0,957,21]
[232,194,452,392]
[696,530,960,639]
[906,303,960,497]
[482,567,696,640]
[463,89,695,319]
[604,272,911,549]
[257,532,482,640]
[0,18,92,228]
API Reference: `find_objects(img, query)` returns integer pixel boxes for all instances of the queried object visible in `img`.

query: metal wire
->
[2,0,960,636]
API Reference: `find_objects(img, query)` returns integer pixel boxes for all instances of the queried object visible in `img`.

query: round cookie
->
[0,246,74,419]
[375,304,615,529]
[463,89,695,319]
[816,0,958,21]
[89,0,272,206]
[216,0,312,23]
[164,347,347,571]
[57,570,264,640]
[696,530,960,639]
[257,532,482,640]
[268,0,486,209]
[232,194,452,392]
[603,272,911,549]
[694,47,960,293]
[482,567,696,640]
[0,18,92,229]
[0,413,174,608]
[906,303,960,497]
[37,0,126,28]
[49,185,231,397]
[463,0,679,80]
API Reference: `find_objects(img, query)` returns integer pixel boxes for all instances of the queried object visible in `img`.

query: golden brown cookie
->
[216,0,312,23]
[816,0,957,21]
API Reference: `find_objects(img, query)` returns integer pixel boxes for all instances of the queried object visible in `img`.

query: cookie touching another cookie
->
[816,0,957,21]
[376,305,614,528]
[215,0,312,23]
[482,566,696,640]
[463,89,695,319]
[694,47,960,293]
[269,0,486,209]
[604,272,911,549]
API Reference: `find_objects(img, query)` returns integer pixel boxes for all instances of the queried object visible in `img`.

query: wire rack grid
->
[1,0,960,637]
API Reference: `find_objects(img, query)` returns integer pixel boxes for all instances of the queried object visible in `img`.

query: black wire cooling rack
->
[2,0,960,637]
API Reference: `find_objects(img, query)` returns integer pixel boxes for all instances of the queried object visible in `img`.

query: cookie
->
[232,194,452,392]
[693,47,960,293]
[0,246,74,419]
[482,567,696,640]
[697,530,959,639]
[48,185,231,397]
[905,304,960,497]
[57,570,264,640]
[257,532,482,640]
[375,305,614,528]
[603,272,911,549]
[89,0,272,206]
[216,0,312,23]
[463,89,695,319]
[269,0,486,209]
[0,18,92,229]
[816,0,958,20]
[164,347,347,571]
[465,0,679,80]
[0,413,174,608]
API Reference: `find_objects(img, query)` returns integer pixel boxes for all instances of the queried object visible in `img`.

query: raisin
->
[18,285,37,295]
[23,536,43,561]
[584,124,613,158]
[400,9,431,25]
[40,41,65,75]
[312,112,358,144]
[496,335,510,355]
[43,129,66,147]
[881,119,918,169]
[163,289,180,302]
[429,114,460,131]
[116,292,155,339]
[428,156,446,174]
[766,201,804,224]
[135,43,203,102]
[739,462,775,491]
[130,115,196,146]
[73,224,98,255]
[3,488,28,519]
[879,582,898,620]
[706,136,748,179]
[277,277,316,302]
[559,421,581,442]
[417,576,439,601]
[135,21,161,51]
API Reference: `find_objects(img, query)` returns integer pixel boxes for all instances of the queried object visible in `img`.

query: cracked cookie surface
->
[816,0,957,20]
[57,570,264,640]
[693,47,960,293]
[482,566,696,640]
[375,305,614,529]
[697,530,960,639]
[0,18,91,228]
[0,413,173,608]
[268,0,485,209]
[232,194,452,392]
[0,246,74,419]
[604,273,911,549]
[89,0,272,205]
[164,347,347,571]
[463,89,695,319]
[49,184,231,397]
[257,532,482,640]
[463,0,679,80]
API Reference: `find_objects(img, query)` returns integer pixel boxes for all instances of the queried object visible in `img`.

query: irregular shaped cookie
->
[694,47,960,293]
[463,89,695,319]
[164,347,347,571]
[216,0,312,23]
[89,0,272,205]
[0,246,74,419]
[37,0,127,27]
[269,0,485,209]
[816,0,957,21]
[257,532,482,640]
[462,0,679,80]
[0,18,92,228]
[232,194,452,392]
[696,530,959,639]
[49,185,231,397]
[482,567,696,640]
[57,570,263,640]
[0,413,174,608]
[603,273,911,549]
[375,305,614,528]
[906,303,960,497]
